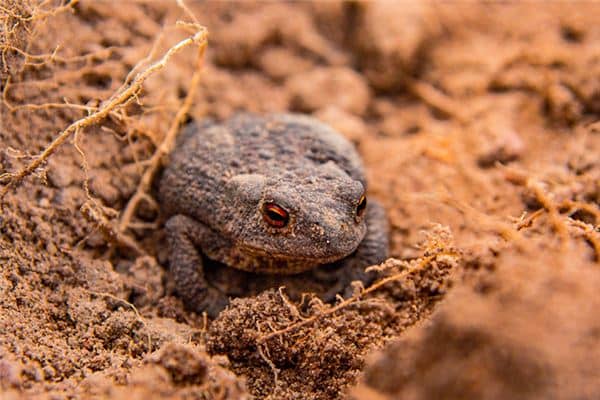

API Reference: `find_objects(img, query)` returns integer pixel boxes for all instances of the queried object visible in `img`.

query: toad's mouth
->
[236,242,357,265]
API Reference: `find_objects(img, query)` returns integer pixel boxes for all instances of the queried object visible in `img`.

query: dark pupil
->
[267,209,286,222]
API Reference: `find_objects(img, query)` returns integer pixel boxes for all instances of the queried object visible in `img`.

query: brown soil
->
[1,1,599,399]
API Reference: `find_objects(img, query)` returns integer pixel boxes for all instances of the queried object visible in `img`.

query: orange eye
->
[262,202,289,228]
[356,194,367,219]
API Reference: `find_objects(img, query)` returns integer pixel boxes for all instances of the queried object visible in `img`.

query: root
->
[278,287,308,321]
[522,178,600,262]
[503,164,600,263]
[527,180,570,249]
[515,209,545,230]
[118,24,207,233]
[568,219,600,262]
[560,200,600,224]
[80,201,144,256]
[408,79,468,123]
[1,0,79,75]
[258,247,459,344]
[87,289,152,354]
[407,191,523,242]
[257,341,280,390]
[1,43,115,69]
[0,23,208,199]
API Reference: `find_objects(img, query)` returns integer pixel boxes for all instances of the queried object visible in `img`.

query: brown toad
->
[159,114,388,317]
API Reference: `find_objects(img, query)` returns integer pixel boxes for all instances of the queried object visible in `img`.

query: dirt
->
[0,1,599,399]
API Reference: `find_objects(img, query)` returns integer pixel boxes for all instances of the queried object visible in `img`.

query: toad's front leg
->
[165,215,230,318]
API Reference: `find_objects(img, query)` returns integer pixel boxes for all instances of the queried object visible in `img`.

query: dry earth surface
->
[1,1,599,399]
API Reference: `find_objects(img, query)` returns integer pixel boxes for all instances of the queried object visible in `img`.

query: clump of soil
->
[353,242,600,400]
[1,1,599,399]
[206,237,457,399]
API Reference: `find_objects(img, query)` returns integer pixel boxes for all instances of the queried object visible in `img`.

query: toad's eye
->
[262,202,289,228]
[356,194,367,219]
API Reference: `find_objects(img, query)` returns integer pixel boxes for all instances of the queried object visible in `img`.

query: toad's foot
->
[165,215,230,318]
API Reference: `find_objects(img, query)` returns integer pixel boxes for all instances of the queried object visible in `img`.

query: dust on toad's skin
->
[158,113,389,317]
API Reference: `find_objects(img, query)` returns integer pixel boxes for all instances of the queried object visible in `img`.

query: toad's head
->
[221,162,367,273]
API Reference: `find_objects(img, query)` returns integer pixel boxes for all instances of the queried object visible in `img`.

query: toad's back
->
[159,113,366,223]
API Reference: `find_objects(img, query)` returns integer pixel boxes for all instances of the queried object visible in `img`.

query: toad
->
[159,114,388,317]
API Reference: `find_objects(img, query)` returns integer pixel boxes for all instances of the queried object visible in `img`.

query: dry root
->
[0,24,208,197]
[506,167,600,263]
[1,0,80,77]
[408,79,468,123]
[258,225,460,344]
[80,201,144,256]
[86,289,152,354]
[1,2,209,255]
[118,24,207,235]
